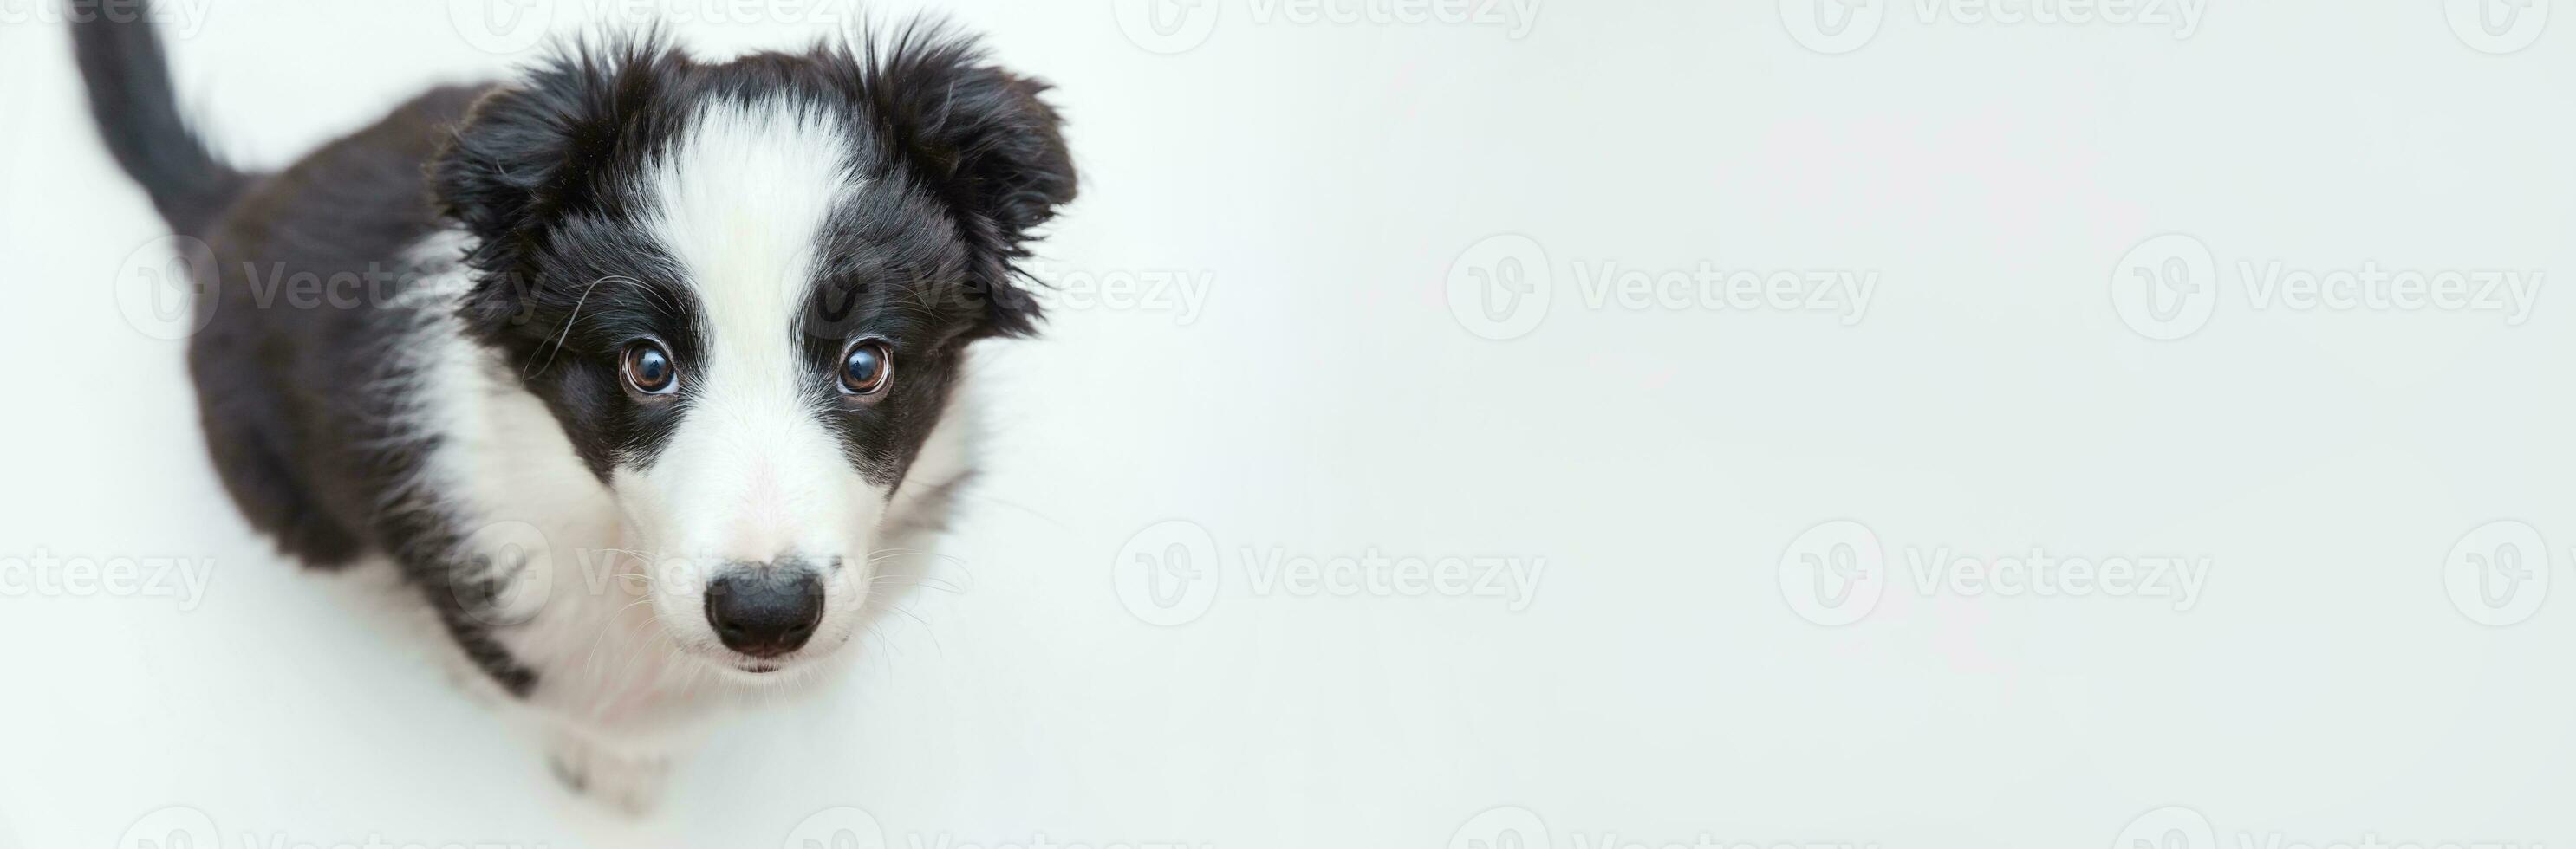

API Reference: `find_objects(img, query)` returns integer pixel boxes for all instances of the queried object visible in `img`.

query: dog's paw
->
[546,735,670,817]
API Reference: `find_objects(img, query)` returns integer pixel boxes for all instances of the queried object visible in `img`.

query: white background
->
[3,1,2573,847]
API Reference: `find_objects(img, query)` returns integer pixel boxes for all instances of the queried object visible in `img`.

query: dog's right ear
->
[847,23,1078,339]
[432,34,679,333]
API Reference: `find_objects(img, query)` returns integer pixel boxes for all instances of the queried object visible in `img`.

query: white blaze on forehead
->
[648,99,853,361]
[629,99,887,565]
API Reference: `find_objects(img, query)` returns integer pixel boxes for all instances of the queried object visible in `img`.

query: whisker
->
[945,490,1077,535]
[866,574,965,595]
[525,274,637,378]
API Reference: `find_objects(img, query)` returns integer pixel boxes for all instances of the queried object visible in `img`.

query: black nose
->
[704,565,824,658]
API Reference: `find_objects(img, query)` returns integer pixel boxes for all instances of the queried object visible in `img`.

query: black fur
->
[71,8,1075,696]
[431,27,1077,486]
[67,0,248,235]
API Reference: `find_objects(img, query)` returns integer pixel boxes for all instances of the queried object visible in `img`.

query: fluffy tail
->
[68,4,247,235]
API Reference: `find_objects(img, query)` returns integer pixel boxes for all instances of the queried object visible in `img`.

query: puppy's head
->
[431,26,1074,678]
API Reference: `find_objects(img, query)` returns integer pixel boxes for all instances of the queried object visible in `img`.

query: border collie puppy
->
[71,5,1073,812]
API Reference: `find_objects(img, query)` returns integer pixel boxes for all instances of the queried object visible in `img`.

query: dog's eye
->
[839,339,892,396]
[621,340,679,395]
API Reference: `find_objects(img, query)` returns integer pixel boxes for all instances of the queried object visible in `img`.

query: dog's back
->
[73,11,495,567]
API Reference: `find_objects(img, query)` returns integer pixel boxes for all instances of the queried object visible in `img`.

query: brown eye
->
[839,339,892,396]
[621,340,678,395]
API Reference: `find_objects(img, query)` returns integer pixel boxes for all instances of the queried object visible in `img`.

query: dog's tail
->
[69,4,248,235]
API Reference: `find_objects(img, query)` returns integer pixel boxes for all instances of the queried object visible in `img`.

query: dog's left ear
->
[854,28,1078,337]
[432,33,681,342]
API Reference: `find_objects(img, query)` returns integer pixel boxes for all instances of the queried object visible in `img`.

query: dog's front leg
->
[546,727,673,816]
